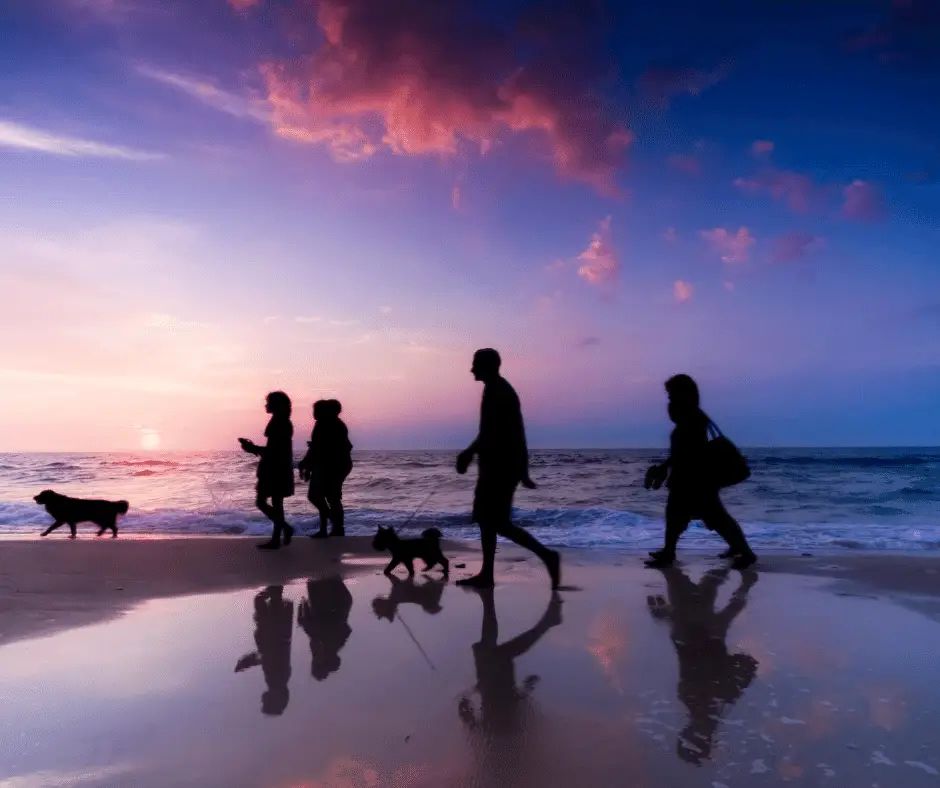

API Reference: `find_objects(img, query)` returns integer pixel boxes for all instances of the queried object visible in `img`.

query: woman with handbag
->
[644,374,757,569]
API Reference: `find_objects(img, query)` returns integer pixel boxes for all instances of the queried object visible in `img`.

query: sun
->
[140,428,161,451]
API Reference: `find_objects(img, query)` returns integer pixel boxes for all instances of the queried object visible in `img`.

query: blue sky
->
[0,0,938,450]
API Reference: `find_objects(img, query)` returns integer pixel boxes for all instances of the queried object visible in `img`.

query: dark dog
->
[372,526,449,578]
[34,489,130,538]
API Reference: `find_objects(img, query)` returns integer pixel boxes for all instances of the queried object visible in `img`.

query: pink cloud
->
[673,280,693,303]
[734,168,819,213]
[842,180,884,221]
[577,217,620,285]
[771,232,824,262]
[228,0,260,10]
[668,153,702,176]
[700,227,755,264]
[259,0,632,194]
[637,63,730,107]
[751,140,774,155]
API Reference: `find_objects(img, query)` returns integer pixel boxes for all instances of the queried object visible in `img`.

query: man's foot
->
[648,548,669,560]
[309,531,329,539]
[283,524,295,546]
[456,574,495,589]
[644,555,675,569]
[544,550,561,590]
[731,552,758,570]
[718,548,741,559]
[329,529,345,537]
[257,540,281,551]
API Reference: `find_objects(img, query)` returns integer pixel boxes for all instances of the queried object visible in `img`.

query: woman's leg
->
[256,493,284,550]
[307,483,332,538]
[326,480,345,536]
[701,496,757,567]
[647,494,692,567]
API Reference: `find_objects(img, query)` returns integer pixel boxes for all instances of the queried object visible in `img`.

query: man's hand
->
[238,437,255,454]
[521,474,537,490]
[456,449,473,475]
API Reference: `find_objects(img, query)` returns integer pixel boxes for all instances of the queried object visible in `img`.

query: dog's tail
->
[422,527,442,542]
[116,500,130,515]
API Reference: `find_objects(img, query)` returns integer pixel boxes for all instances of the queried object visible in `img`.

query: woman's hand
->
[644,464,668,490]
[456,449,474,475]
[521,474,538,490]
[238,437,255,454]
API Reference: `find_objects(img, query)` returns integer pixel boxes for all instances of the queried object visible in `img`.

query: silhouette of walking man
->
[297,575,353,681]
[647,567,758,764]
[456,349,560,589]
[239,391,295,550]
[235,585,294,716]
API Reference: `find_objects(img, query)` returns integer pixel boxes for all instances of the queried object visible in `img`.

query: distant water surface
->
[1,449,938,551]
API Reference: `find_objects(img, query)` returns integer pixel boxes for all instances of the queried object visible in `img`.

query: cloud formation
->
[752,140,774,155]
[0,120,163,161]
[577,217,620,285]
[673,280,693,303]
[771,232,823,262]
[700,227,755,264]
[637,63,730,107]
[228,0,260,10]
[734,168,819,213]
[842,179,884,220]
[668,154,702,176]
[258,0,631,193]
[136,66,271,122]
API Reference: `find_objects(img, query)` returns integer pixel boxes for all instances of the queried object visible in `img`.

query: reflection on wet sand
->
[647,567,758,764]
[235,585,293,716]
[459,589,563,786]
[298,576,353,681]
[371,575,446,622]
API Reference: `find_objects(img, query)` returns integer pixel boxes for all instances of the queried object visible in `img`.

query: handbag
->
[704,418,751,489]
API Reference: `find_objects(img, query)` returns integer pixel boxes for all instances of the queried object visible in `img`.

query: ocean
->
[1,449,939,552]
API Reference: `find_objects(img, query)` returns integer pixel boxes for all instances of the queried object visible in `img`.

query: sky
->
[0,0,938,451]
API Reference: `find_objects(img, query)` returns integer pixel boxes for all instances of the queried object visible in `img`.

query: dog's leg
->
[404,558,415,577]
[68,522,77,539]
[41,520,63,537]
[440,554,450,576]
[97,526,106,537]
[111,524,118,538]
[423,557,437,571]
[384,558,400,576]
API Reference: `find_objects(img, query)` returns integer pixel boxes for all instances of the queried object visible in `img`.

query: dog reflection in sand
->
[647,567,759,764]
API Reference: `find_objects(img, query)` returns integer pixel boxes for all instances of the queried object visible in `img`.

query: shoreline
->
[2,536,940,649]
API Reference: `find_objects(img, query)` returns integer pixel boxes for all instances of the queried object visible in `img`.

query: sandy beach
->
[2,537,940,787]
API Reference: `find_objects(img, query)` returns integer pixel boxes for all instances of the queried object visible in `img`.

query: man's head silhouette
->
[471,349,501,382]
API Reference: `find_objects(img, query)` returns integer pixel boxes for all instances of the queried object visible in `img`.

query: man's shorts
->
[472,475,518,525]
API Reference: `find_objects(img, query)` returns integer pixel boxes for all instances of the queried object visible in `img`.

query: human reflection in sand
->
[298,576,353,681]
[458,589,563,785]
[371,575,446,622]
[648,567,758,765]
[235,585,293,716]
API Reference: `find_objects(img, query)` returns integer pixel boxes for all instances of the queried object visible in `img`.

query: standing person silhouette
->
[644,375,756,569]
[239,391,295,550]
[456,349,560,589]
[299,399,353,539]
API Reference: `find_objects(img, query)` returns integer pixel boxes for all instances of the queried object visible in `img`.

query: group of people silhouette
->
[235,566,758,772]
[239,348,758,585]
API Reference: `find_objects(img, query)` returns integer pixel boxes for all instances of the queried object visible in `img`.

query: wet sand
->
[1,537,940,787]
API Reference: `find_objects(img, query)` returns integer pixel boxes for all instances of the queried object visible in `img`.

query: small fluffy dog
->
[34,489,130,538]
[372,526,449,578]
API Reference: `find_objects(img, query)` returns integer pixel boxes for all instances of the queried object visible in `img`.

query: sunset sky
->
[1,0,938,451]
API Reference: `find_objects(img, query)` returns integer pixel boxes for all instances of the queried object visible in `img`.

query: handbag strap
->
[705,415,723,439]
